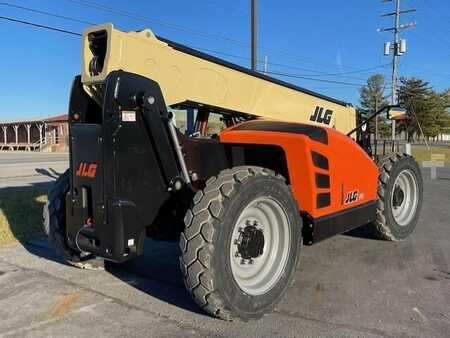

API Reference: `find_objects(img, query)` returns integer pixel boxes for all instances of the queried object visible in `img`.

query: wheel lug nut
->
[248,258,254,264]
[234,239,240,245]
[245,220,251,226]
[240,259,246,265]
[235,252,240,257]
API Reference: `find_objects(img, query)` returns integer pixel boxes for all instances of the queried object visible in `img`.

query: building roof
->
[44,114,68,122]
[0,114,68,125]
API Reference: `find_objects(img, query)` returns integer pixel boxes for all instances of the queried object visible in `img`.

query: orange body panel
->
[219,122,379,218]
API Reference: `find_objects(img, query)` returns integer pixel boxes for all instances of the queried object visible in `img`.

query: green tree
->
[434,90,450,138]
[443,88,450,105]
[397,77,432,141]
[398,78,450,140]
[428,91,450,138]
[442,89,450,137]
[378,118,391,138]
[359,74,389,138]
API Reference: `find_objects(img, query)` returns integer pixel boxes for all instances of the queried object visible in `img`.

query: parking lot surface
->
[0,153,449,337]
[0,152,68,188]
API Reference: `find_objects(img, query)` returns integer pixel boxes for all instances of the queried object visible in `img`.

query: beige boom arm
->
[81,23,356,134]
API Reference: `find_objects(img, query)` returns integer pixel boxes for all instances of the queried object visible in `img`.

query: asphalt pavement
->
[0,152,449,337]
[0,152,68,188]
[0,152,68,165]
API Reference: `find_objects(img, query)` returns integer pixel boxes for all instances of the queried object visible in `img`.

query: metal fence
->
[372,140,409,157]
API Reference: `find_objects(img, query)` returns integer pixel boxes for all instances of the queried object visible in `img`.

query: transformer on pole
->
[378,0,416,140]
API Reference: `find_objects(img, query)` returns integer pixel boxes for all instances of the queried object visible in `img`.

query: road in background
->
[0,152,68,188]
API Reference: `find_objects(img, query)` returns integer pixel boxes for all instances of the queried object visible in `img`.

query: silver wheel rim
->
[229,196,291,296]
[391,169,418,226]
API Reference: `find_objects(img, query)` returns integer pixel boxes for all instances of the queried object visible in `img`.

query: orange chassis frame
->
[219,120,379,243]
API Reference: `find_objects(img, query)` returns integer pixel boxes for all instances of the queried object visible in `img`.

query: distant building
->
[0,114,68,152]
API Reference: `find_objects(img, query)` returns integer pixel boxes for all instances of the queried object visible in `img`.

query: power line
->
[0,2,96,25]
[66,0,248,46]
[0,15,81,36]
[306,64,391,76]
[265,71,365,87]
[0,14,374,89]
[66,0,383,74]
[193,46,389,81]
[399,62,450,79]
[257,60,389,78]
[1,2,389,81]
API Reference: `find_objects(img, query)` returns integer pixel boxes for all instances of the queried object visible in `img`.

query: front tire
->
[179,166,301,321]
[371,153,423,241]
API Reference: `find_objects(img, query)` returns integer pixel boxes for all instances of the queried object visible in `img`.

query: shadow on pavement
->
[105,240,203,315]
[344,223,381,240]
[1,175,203,316]
[24,237,203,315]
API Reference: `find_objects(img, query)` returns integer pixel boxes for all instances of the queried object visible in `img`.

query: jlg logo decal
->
[310,106,333,125]
[75,162,98,178]
[344,190,359,205]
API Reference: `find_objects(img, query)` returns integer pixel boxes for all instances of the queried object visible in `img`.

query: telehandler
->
[43,24,423,320]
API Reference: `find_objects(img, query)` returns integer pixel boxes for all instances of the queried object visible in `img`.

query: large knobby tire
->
[372,153,423,241]
[179,166,301,321]
[43,170,92,265]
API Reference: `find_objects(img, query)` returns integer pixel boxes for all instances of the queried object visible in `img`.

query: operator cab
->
[170,103,253,139]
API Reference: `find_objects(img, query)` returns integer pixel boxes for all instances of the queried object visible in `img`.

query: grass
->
[411,145,450,164]
[0,188,47,247]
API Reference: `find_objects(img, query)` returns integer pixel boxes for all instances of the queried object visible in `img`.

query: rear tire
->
[179,166,301,321]
[371,153,423,241]
[43,170,95,267]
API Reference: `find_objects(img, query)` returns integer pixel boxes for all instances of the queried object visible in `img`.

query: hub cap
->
[391,169,419,226]
[229,196,291,296]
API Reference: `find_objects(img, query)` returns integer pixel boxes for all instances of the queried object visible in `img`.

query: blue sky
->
[0,0,449,120]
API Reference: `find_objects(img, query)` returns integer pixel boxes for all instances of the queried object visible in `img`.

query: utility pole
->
[251,0,257,71]
[378,0,416,140]
[391,0,401,107]
[375,97,379,140]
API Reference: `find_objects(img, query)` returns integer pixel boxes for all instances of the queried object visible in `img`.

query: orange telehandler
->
[43,24,423,320]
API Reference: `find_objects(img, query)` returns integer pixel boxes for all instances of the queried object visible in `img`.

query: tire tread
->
[180,166,284,320]
[43,170,92,264]
[372,153,421,241]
